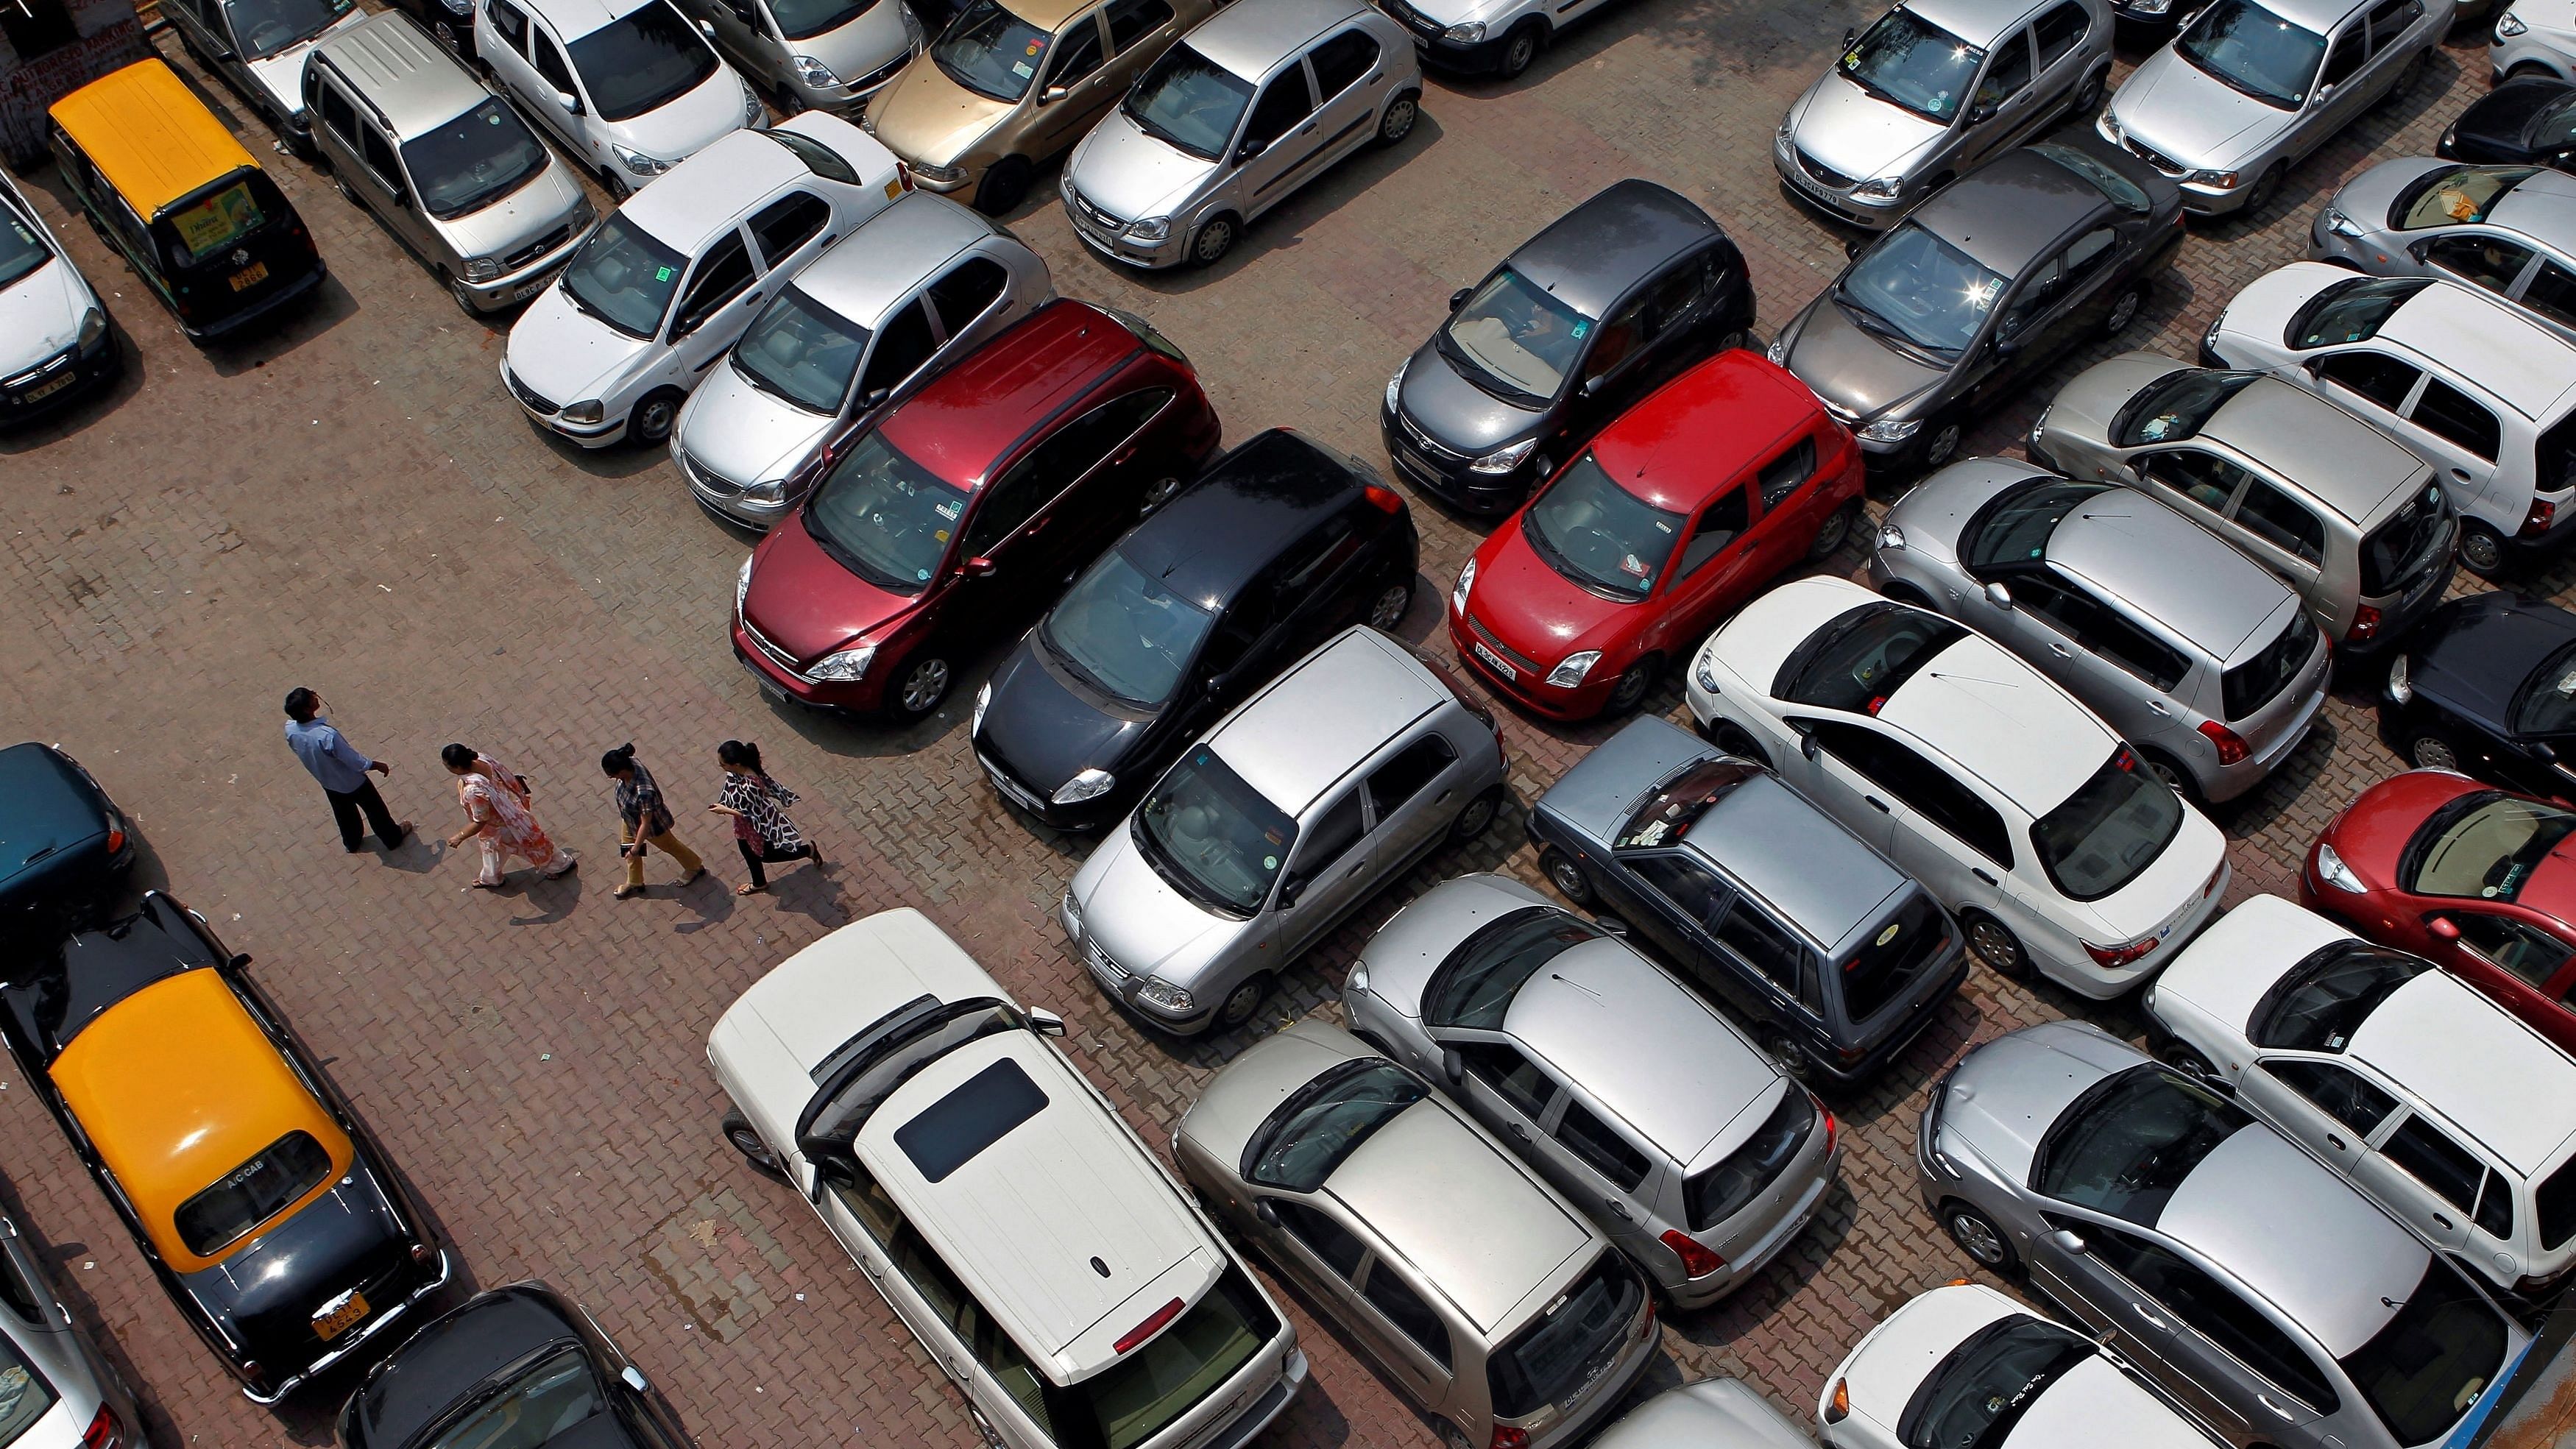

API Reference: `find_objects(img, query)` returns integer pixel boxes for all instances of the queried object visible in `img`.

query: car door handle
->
[2146,698,2171,716]
[2450,467,2472,481]
[2133,1303,2170,1331]
[1506,1123,1532,1144]
[2048,642,2073,657]
[2326,1133,2346,1150]
[1865,795,1890,812]
[2255,1394,2301,1422]
[1972,868,1998,885]
[2432,1211,2455,1230]
[1342,860,1367,878]
[1603,1197,1632,1221]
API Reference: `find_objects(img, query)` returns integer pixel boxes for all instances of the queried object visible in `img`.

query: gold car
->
[863,0,1224,211]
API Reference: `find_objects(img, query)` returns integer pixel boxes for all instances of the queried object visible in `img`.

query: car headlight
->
[1853,174,1904,201]
[1443,20,1484,41]
[2322,207,2365,239]
[911,159,965,183]
[1052,768,1116,806]
[2499,10,2530,36]
[744,84,767,124]
[561,398,606,425]
[567,194,597,230]
[1060,889,1082,936]
[1468,437,1537,475]
[736,555,754,614]
[1346,963,1370,995]
[2097,110,2123,144]
[743,476,791,503]
[1766,334,1791,365]
[2202,313,2226,355]
[791,54,842,86]
[1877,522,1906,551]
[1777,112,1794,143]
[1386,355,1409,414]
[2186,169,2240,189]
[2313,842,2369,894]
[1135,976,1195,1012]
[972,681,991,734]
[611,145,673,177]
[1858,416,1922,442]
[807,645,876,682]
[1546,651,1602,688]
[1451,557,1476,614]
[464,256,501,283]
[75,307,107,353]
[2387,653,2413,704]
[2028,406,2051,450]
[1126,215,1172,242]
[1694,652,1722,693]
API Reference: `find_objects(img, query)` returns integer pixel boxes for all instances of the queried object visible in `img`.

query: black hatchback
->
[2439,74,2576,170]
[972,428,1420,830]
[0,741,134,940]
[337,1282,692,1449]
[2382,591,2576,796]
[1381,179,1755,514]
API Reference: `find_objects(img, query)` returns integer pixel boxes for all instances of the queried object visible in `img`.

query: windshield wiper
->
[732,353,829,412]
[1833,291,1955,361]
[2182,49,2300,109]
[1126,104,1217,160]
[1129,815,1249,918]
[933,49,1016,102]
[1432,329,1551,410]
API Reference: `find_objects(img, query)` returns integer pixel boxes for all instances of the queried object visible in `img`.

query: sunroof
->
[894,1057,1049,1183]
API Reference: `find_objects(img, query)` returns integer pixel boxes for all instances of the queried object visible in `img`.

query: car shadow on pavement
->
[0,1172,188,1449]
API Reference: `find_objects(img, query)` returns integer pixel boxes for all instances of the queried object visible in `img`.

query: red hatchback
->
[1448,350,1864,719]
[2301,768,2576,1055]
[735,300,1220,720]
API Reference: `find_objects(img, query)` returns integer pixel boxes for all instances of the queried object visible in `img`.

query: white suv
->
[707,907,1308,1449]
[1685,575,2229,997]
[2147,893,2576,1302]
[502,113,902,447]
[478,0,761,194]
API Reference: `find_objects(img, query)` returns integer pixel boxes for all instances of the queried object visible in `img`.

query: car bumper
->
[2202,680,2329,804]
[499,359,626,447]
[1379,405,1535,514]
[1375,7,1520,73]
[1449,614,1616,719]
[1058,896,1219,1033]
[1771,141,1908,230]
[245,1248,451,1405]
[733,621,879,712]
[677,444,799,528]
[975,742,1127,831]
[795,46,918,113]
[2049,860,2232,1000]
[185,261,328,343]
[457,226,590,313]
[1064,199,1189,269]
[0,334,119,424]
[2345,537,2459,655]
[1665,1141,1840,1309]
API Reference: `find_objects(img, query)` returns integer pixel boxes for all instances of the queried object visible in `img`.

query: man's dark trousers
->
[329,779,406,851]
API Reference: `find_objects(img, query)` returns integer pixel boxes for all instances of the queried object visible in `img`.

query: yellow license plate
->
[229,261,269,292]
[23,372,74,401]
[311,1289,369,1340]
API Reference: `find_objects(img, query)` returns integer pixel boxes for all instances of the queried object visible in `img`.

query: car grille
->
[502,224,573,272]
[1066,185,1125,235]
[853,49,910,90]
[1084,938,1130,984]
[505,369,559,416]
[1468,614,1541,674]
[741,619,804,676]
[1396,410,1466,462]
[675,443,740,495]
[1795,149,1855,191]
[1381,0,1443,36]
[2121,136,2186,176]
[1,346,75,395]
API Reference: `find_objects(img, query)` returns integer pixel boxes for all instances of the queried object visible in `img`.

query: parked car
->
[2313,163,2576,349]
[674,188,1052,525]
[1174,1019,1657,1449]
[973,427,1420,829]
[0,1206,149,1449]
[2494,1,2576,83]
[2027,353,2457,651]
[861,0,1225,213]
[2200,266,2576,574]
[1448,350,1865,720]
[2299,769,2576,1054]
[1061,626,1509,1032]
[672,0,919,115]
[1342,872,1844,1304]
[1870,458,2332,802]
[1369,0,1617,77]
[2381,592,2576,793]
[1383,180,1755,514]
[0,743,132,939]
[1769,137,2180,476]
[2146,893,2576,1300]
[158,0,363,153]
[707,907,1306,1449]
[306,13,595,316]
[1523,716,1968,1083]
[1597,1379,1822,1449]
[1918,1020,2528,1449]
[502,113,904,447]
[735,299,1222,719]
[1818,1283,2222,1449]
[1774,0,2115,230]
[0,167,117,425]
[0,894,449,1403]
[476,0,762,196]
[336,1283,690,1449]
[2097,0,2450,219]
[1685,576,2231,997]
[2440,72,2576,165]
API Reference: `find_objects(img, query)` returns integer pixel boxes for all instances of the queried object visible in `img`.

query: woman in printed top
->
[709,740,821,896]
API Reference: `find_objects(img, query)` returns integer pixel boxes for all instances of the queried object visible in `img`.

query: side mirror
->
[620,1366,650,1394]
[1579,374,1604,397]
[863,386,894,407]
[1983,581,2014,610]
[2428,915,2462,941]
[207,39,235,59]
[1448,286,1472,312]
[229,952,254,969]
[1966,102,1995,124]
[961,555,998,578]
[1234,139,1263,165]
[1796,725,1819,761]
[1027,1007,1068,1036]
[556,91,584,116]
[696,15,715,34]
[1593,914,1630,938]
[813,1155,859,1186]
[1205,671,1232,693]
[2533,740,2559,763]
[1439,1046,1464,1085]
[2045,1228,2087,1255]
[1253,1200,1281,1227]
[1842,24,1855,46]
[1843,235,1862,260]
[1277,873,1309,907]
[1041,83,1070,102]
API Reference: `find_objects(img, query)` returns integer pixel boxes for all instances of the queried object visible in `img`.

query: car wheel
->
[1449,785,1505,843]
[722,1109,786,1179]
[1605,656,1662,716]
[1806,501,1859,561]
[331,172,361,207]
[1917,416,1964,473]
[2382,46,2430,107]
[771,83,804,116]
[974,157,1032,214]
[2157,1037,2218,1078]
[2242,163,2287,218]
[1941,1201,2020,1273]
[1376,89,1420,146]
[1878,580,1936,610]
[1760,1026,1814,1083]
[1702,718,1771,769]
[1964,910,2031,979]
[629,387,685,446]
[1539,846,1594,905]
[885,651,954,722]
[2142,749,2200,804]
[2067,63,2106,118]
[2459,521,2508,578]
[601,167,633,202]
[1215,971,1272,1031]
[1366,575,1415,631]
[1496,21,1544,79]
[1433,1420,1475,1449]
[2409,733,2463,771]
[1188,213,1239,267]
[1711,327,1748,353]
[1139,473,1184,516]
[2102,280,2148,336]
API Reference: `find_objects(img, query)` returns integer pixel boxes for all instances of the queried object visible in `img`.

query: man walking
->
[283,688,410,853]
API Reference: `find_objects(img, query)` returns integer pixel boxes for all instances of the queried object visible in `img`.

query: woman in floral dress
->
[441,743,576,888]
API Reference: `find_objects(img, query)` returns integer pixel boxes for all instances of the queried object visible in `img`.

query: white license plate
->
[1471,641,1518,681]
[21,371,74,402]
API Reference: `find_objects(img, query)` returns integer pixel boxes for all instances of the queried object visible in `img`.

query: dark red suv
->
[734,301,1222,720]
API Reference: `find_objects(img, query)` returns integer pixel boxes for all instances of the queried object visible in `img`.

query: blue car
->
[0,742,133,936]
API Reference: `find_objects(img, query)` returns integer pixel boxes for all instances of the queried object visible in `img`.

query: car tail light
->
[1660,1229,1725,1278]
[1866,694,1887,715]
[2083,937,2158,968]
[1826,1378,1852,1424]
[1114,1298,1184,1353]
[105,826,125,854]
[895,161,914,191]
[1362,483,1404,514]
[2525,499,2557,539]
[2197,720,2250,766]
[411,1241,437,1264]
[1489,1428,1532,1449]
[1810,1093,1839,1156]
[82,1406,124,1449]
[2348,604,2383,644]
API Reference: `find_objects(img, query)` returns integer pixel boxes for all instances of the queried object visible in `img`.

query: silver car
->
[673,189,1052,525]
[673,0,920,114]
[1342,874,1842,1308]
[1596,1380,1821,1449]
[1870,456,2332,802]
[1917,1021,2529,1449]
[1061,626,1509,1035]
[2098,0,2451,218]
[1175,1019,1660,1449]
[1774,0,2114,230]
[2314,161,2576,348]
[0,1208,150,1448]
[1060,0,1420,269]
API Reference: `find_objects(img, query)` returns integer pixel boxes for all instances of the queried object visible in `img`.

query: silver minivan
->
[307,12,595,313]
[671,0,919,114]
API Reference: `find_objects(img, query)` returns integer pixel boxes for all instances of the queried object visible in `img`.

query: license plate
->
[311,1289,369,1340]
[1471,641,1518,681]
[229,261,269,292]
[21,371,74,402]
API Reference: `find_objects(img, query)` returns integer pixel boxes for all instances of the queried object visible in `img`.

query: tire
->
[2142,750,2201,804]
[1760,1026,1814,1083]
[2102,280,2148,337]
[1540,846,1594,906]
[1878,580,1936,610]
[2241,163,2287,219]
[2157,1037,2218,1079]
[629,387,685,446]
[1214,971,1272,1032]
[2409,733,2463,772]
[1710,327,1748,353]
[1941,1200,2020,1274]
[2382,47,2429,107]
[885,651,955,722]
[2460,521,2508,578]
[1964,910,2031,979]
[1187,213,1239,267]
[1376,89,1420,146]
[772,83,804,117]
[1807,501,1859,561]
[1139,473,1184,515]
[1604,656,1662,716]
[722,1109,785,1177]
[448,274,484,317]
[1433,1420,1475,1449]
[2509,62,2557,81]
[2067,63,2106,118]
[1917,416,1964,473]
[601,168,633,202]
[1449,785,1504,843]
[1496,21,1544,79]
[332,173,360,208]
[1366,575,1415,631]
[1704,718,1771,769]
[974,157,1032,214]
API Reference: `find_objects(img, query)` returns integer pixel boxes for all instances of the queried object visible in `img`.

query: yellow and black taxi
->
[45,60,326,344]
[0,893,447,1403]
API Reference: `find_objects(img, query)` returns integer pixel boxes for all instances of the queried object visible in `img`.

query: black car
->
[1381,179,1755,514]
[2439,74,2576,169]
[972,428,1420,829]
[0,741,134,940]
[2382,592,2576,796]
[339,1283,692,1449]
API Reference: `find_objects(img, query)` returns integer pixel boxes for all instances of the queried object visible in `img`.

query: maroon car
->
[734,300,1221,720]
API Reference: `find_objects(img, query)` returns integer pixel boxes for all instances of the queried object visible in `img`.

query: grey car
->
[0,1207,150,1448]
[1917,1021,2529,1449]
[1175,1019,1660,1449]
[2313,161,2576,347]
[1869,456,2332,802]
[2098,0,2450,219]
[160,0,366,152]
[1341,873,1843,1308]
[1769,135,2182,475]
[1596,1380,1821,1449]
[1774,0,2115,230]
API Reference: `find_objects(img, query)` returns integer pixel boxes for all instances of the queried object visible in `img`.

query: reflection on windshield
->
[2399,166,2536,230]
[2516,642,2576,736]
[2029,748,2183,901]
[1841,222,2003,358]
[1522,453,1682,602]
[0,204,52,291]
[1906,1317,2093,1449]
[1043,550,1219,707]
[2176,0,2324,110]
[222,0,349,59]
[567,0,721,123]
[1249,1060,1425,1191]
[2412,794,2576,901]
[1425,907,1599,1030]
[2341,1260,2507,1448]
[0,1328,59,1445]
[561,213,687,339]
[770,0,874,40]
[1124,43,1252,161]
[804,432,968,593]
[1966,479,2109,571]
[1441,266,1590,404]
[2532,95,2576,151]
[735,287,869,415]
[932,0,1051,102]
[1839,7,1984,123]
[2034,1067,2246,1225]
[1134,746,1292,916]
[2112,368,2259,447]
[402,99,548,220]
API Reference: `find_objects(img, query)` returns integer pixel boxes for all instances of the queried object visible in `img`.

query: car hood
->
[1532,714,1715,846]
[976,634,1158,799]
[1780,292,1945,422]
[1786,72,1945,184]
[796,0,912,74]
[1066,108,1214,223]
[1353,874,1556,1018]
[2416,592,2576,734]
[1068,824,1243,989]
[506,286,654,408]
[868,61,1011,167]
[606,69,749,163]
[0,255,89,372]
[1465,525,1641,669]
[2110,47,2290,172]
[2323,768,2485,885]
[740,512,920,659]
[1881,461,2030,561]
[344,1289,581,1449]
[676,359,840,488]
[2331,155,2449,235]
[435,164,589,261]
[244,10,367,118]
[178,1164,417,1377]
[1396,337,1552,458]
[2213,262,2334,360]
[1939,1021,2144,1183]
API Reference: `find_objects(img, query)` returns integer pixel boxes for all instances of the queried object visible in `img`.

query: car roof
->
[0,743,107,896]
[520,0,657,40]
[1593,352,1822,514]
[882,300,1146,485]
[314,13,491,138]
[791,193,992,328]
[622,131,812,252]
[1909,149,2106,277]
[2348,971,2576,1174]
[1506,180,1722,321]
[1877,633,2117,815]
[1212,628,1451,815]
[1120,431,1369,610]
[49,60,261,217]
[2256,0,2366,30]
[1187,0,1371,77]
[1684,773,1910,955]
[2047,490,2295,661]
[2200,378,2430,523]
[989,0,1094,28]
[351,1286,592,1449]
[2488,167,2576,246]
[715,907,1008,1073]
[1903,0,2045,49]
[2379,280,2576,422]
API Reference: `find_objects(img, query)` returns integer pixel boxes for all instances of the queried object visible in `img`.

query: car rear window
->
[173,1129,333,1258]
[2032,1067,2247,1227]
[1061,1265,1279,1449]
[892,1057,1048,1183]
[2357,481,2447,598]
[1898,1314,2093,1449]
[2249,940,2428,1052]
[1487,1253,1642,1419]
[2287,276,2428,350]
[1684,1087,1815,1231]
[2338,1258,2509,1448]
[2538,1156,2576,1250]
[2223,609,2318,721]
[0,1331,58,1448]
[2028,748,2184,902]
[1839,890,1950,1021]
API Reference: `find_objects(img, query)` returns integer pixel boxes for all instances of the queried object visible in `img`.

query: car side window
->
[992,390,1170,522]
[2365,0,2421,46]
[1275,514,1356,598]
[1972,28,2033,107]
[973,1315,1058,1438]
[1758,436,1819,510]
[1643,259,1705,335]
[2522,261,2576,332]
[1459,1041,1560,1119]
[2059,227,2117,290]
[826,1163,906,1247]
[2258,1058,2401,1135]
[361,126,406,196]
[2427,235,2534,297]
[2318,24,2365,88]
[2235,480,2327,565]
[2315,350,2420,413]
[1557,1098,1651,1191]
[2379,1113,2486,1216]
[2139,448,2252,515]
[1270,1200,1365,1278]
[1365,733,1457,821]
[1629,852,1728,929]
[2032,0,2089,66]
[675,232,755,333]
[2476,1171,2515,1239]
[927,256,1010,334]
[2023,575,2188,690]
[1307,26,1379,98]
[0,1242,43,1323]
[1998,258,2059,339]
[2409,378,2502,463]
[1808,720,2014,867]
[1048,14,1105,86]
[960,456,1055,557]
[316,81,358,146]
[858,298,940,401]
[2449,912,2576,985]
[747,190,832,269]
[1238,66,1315,152]
[2004,570,2101,642]
[1681,486,1749,575]
[891,1225,975,1337]
[1581,294,1649,384]
[2090,1226,2338,1410]
[1292,790,1366,878]
[486,0,528,48]
[1359,1264,1453,1369]
[1102,0,1172,50]
[534,30,578,93]
[1713,897,1811,1004]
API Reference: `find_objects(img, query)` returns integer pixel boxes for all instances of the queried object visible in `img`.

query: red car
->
[735,300,1221,720]
[2301,768,2576,1055]
[1446,350,1864,719]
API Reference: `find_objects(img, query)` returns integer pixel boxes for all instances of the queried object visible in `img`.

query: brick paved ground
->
[0,4,2551,1445]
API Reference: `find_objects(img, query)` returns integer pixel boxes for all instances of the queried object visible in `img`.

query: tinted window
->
[565,1,721,123]
[2140,449,2252,516]
[2452,913,2575,985]
[2476,1172,2514,1239]
[1486,1255,1642,1418]
[1614,757,1761,849]
[486,0,528,46]
[1972,29,2033,106]
[928,256,1008,333]
[1840,890,1950,1021]
[2111,369,2259,447]
[1682,488,1749,575]
[765,126,860,182]
[1366,734,1457,820]
[2262,1059,2401,1134]
[1579,295,1647,384]
[2092,1227,2337,1408]
[1047,14,1104,85]
[1557,1099,1650,1191]
[0,1330,56,1444]
[1631,853,1727,929]
[2523,261,2576,333]
[2223,610,2318,721]
[857,298,939,401]
[2290,277,2427,349]
[317,82,357,144]
[1523,453,1685,601]
[1839,6,1985,122]
[2427,235,2533,295]
[0,1241,38,1322]
[2060,227,2117,288]
[401,98,547,221]
[2315,350,2421,414]
[676,233,755,333]
[2338,1260,2509,1445]
[1102,0,1170,48]
[1133,746,1295,915]
[360,126,404,195]
[2251,940,2429,1050]
[2176,0,2325,106]
[1685,1088,1814,1230]
[1239,68,1314,152]
[2317,26,2363,86]
[2232,480,2326,566]
[419,1346,606,1449]
[1813,720,2014,867]
[534,30,577,93]
[2358,481,2448,597]
[2382,1115,2485,1214]
[1903,1316,2092,1449]
[1271,1199,1363,1278]
[1308,26,1377,96]
[1423,907,1601,1030]
[891,1057,1046,1182]
[2538,1156,2576,1249]
[734,286,868,415]
[173,1130,333,1258]
[1362,1266,1452,1367]
[748,191,831,269]
[2033,1068,2247,1227]
[1460,1041,1558,1119]
[930,0,1055,102]
[2030,748,2183,901]
[1965,479,2110,570]
[1247,1061,1424,1191]
[1757,437,1818,510]
[1293,792,1365,876]
[2032,0,2089,64]
[1777,603,1964,711]
[1715,898,1810,997]
[2412,378,2502,462]
[1122,43,1251,160]
[1061,1266,1278,1449]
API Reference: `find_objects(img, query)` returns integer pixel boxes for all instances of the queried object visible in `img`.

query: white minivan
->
[476,0,763,194]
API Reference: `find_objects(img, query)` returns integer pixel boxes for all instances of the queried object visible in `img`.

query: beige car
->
[862,0,1222,211]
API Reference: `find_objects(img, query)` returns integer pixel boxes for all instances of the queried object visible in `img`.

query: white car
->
[0,169,117,425]
[1685,575,2229,997]
[501,112,903,447]
[2494,0,2576,81]
[475,0,762,195]
[706,907,1308,1449]
[1819,1283,2221,1449]
[2146,893,2576,1301]
[1596,1378,1823,1449]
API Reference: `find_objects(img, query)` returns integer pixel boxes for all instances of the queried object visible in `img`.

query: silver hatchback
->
[2313,160,2576,347]
[0,1208,150,1449]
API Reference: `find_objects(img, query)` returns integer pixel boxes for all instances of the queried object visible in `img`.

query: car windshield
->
[1904,1316,2095,1449]
[2034,142,2151,213]
[1041,549,1220,707]
[2514,642,2576,736]
[220,0,349,59]
[0,1334,57,1449]
[932,0,1052,102]
[1777,601,1964,711]
[1615,757,1760,849]
[1059,1267,1279,1449]
[1123,43,1253,161]
[2222,609,2317,721]
[2358,481,2447,596]
[2290,275,2427,349]
[1841,890,1950,1021]
[2339,1259,2508,1448]
[1487,1254,1642,1418]
[1439,266,1591,406]
[567,0,721,123]
[2176,0,2324,109]
[1133,745,1295,915]
[559,213,687,339]
[2407,793,2576,901]
[1424,907,1602,1029]
[1965,479,2111,571]
[734,286,869,415]
[803,432,969,595]
[173,1129,334,1258]
[421,1346,606,1449]
[1521,452,1685,602]
[1837,7,1984,124]
[1248,1060,1426,1190]
[2034,1066,2248,1227]
[1839,222,2005,359]
[1685,1088,1815,1230]
[401,98,549,221]
[770,0,875,41]
[2529,93,2576,151]
[2112,369,2260,447]
[2396,166,2538,229]
[2250,940,2427,1050]
[2029,748,2183,901]
[0,202,52,291]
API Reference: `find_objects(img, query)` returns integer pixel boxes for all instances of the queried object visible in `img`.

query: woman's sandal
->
[736,882,765,896]
[679,868,705,887]
[613,885,644,900]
